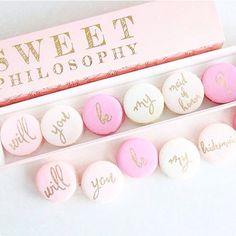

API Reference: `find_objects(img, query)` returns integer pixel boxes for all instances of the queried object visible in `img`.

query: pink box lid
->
[0,1,224,106]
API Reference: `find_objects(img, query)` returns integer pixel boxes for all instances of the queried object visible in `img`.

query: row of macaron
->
[1,62,236,157]
[35,122,236,203]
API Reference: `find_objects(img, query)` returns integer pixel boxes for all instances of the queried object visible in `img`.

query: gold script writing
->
[215,72,232,94]
[9,117,37,150]
[96,103,112,124]
[178,94,201,112]
[51,111,70,144]
[200,136,236,153]
[91,173,116,200]
[168,153,192,173]
[169,73,202,112]
[130,148,147,168]
[44,164,71,199]
[133,94,156,115]
[169,74,187,92]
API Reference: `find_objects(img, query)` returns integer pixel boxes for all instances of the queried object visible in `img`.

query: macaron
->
[162,71,204,114]
[198,123,236,162]
[116,138,158,177]
[0,114,42,156]
[123,83,164,124]
[35,161,77,202]
[82,94,124,135]
[41,105,83,147]
[81,161,123,203]
[159,138,200,178]
[202,63,236,103]
[0,141,5,166]
[82,94,123,135]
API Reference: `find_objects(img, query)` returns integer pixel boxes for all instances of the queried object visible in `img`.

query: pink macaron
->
[36,161,77,202]
[82,94,124,135]
[116,138,158,177]
[0,114,42,156]
[202,63,236,103]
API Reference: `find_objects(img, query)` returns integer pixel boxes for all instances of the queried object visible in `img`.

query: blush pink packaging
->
[0,1,224,106]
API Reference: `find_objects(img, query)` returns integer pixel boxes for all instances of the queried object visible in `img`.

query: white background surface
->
[0,1,236,236]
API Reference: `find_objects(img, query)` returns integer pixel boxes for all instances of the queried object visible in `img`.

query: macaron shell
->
[0,114,42,156]
[123,83,164,124]
[41,105,83,147]
[36,161,77,202]
[116,138,158,177]
[82,94,123,135]
[81,161,123,203]
[198,123,236,162]
[202,63,236,103]
[159,138,200,178]
[162,71,204,114]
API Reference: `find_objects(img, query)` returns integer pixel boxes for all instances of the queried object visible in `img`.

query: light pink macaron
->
[81,161,123,203]
[198,123,236,162]
[116,138,158,177]
[202,63,236,103]
[0,114,42,156]
[82,94,124,135]
[36,161,77,202]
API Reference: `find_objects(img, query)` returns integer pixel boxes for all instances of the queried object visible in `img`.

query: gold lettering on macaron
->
[44,165,71,199]
[133,94,156,115]
[178,94,201,112]
[215,72,232,94]
[96,103,112,124]
[91,173,116,200]
[9,117,37,150]
[200,136,236,153]
[169,153,192,173]
[169,73,202,112]
[51,111,70,144]
[169,73,187,92]
[129,148,147,168]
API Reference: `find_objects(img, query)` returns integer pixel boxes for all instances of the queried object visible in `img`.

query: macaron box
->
[1,1,236,203]
[0,1,223,107]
